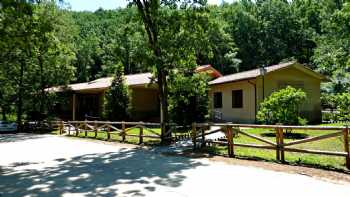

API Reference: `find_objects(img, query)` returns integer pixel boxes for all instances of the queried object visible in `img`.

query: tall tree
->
[130,0,220,142]
[0,0,35,128]
[30,1,76,117]
[103,63,131,121]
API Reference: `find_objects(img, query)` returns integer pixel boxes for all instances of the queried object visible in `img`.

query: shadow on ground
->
[0,133,47,143]
[261,132,309,139]
[0,146,206,196]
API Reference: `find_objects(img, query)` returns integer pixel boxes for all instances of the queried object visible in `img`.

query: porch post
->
[72,93,76,121]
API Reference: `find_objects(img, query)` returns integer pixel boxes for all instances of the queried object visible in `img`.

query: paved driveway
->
[0,134,349,197]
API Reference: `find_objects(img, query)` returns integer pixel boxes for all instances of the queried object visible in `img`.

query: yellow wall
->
[256,66,321,123]
[130,87,159,120]
[209,66,322,123]
[209,80,256,123]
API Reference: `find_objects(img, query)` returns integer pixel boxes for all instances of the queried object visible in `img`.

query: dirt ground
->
[0,134,349,197]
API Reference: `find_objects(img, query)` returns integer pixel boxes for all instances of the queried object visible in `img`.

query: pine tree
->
[103,64,131,121]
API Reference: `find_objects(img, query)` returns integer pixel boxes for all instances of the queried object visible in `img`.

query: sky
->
[64,0,234,12]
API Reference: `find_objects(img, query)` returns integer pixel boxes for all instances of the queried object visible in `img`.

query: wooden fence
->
[49,120,190,144]
[55,121,165,144]
[192,123,350,169]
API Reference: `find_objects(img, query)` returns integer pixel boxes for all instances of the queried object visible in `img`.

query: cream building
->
[209,62,328,123]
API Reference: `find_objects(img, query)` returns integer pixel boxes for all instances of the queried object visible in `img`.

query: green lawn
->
[48,123,349,171]
[50,127,192,145]
[51,127,163,145]
[205,126,350,171]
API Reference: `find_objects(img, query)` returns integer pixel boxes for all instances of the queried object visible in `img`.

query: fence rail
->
[53,120,164,144]
[192,123,350,169]
[45,120,191,144]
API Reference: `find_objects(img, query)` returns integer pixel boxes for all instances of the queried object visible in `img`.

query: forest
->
[0,0,349,125]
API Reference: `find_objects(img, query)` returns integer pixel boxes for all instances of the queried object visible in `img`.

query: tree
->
[0,0,76,124]
[313,2,350,93]
[257,86,307,125]
[0,0,35,128]
[103,64,131,121]
[29,1,76,118]
[168,73,210,126]
[130,0,215,142]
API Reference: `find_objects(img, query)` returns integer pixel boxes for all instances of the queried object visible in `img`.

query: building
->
[209,61,328,123]
[48,73,159,121]
[48,61,327,123]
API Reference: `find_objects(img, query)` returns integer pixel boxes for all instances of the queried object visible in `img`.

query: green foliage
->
[313,2,350,93]
[0,0,76,122]
[335,93,350,121]
[103,64,131,121]
[168,72,210,125]
[257,86,307,125]
[71,8,150,82]
[1,0,350,124]
[323,93,350,122]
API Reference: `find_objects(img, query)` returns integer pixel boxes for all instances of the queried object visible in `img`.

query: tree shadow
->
[261,132,309,139]
[0,147,206,196]
[0,133,47,143]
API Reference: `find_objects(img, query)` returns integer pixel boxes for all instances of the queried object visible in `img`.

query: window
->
[213,92,222,108]
[232,90,243,108]
[278,81,304,90]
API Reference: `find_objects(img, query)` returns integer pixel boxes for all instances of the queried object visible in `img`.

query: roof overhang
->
[209,61,329,85]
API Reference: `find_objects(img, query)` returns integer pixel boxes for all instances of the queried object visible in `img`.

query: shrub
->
[336,93,350,122]
[321,93,350,122]
[257,86,307,125]
[168,73,210,126]
[103,64,131,121]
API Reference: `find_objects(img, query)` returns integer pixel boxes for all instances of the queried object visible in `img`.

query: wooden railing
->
[54,120,163,144]
[49,120,192,144]
[192,123,350,169]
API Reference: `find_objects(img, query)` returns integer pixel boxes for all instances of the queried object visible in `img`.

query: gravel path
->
[0,134,349,197]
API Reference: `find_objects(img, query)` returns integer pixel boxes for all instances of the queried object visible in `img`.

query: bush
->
[257,86,307,125]
[103,64,131,121]
[336,93,350,122]
[321,93,350,122]
[168,73,210,126]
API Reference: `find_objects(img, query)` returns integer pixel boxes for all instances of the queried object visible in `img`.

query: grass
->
[48,123,349,171]
[319,122,349,127]
[50,127,163,145]
[205,126,350,171]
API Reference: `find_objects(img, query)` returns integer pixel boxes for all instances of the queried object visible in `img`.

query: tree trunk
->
[134,0,171,143]
[39,53,45,117]
[159,69,171,143]
[1,107,7,121]
[17,58,25,132]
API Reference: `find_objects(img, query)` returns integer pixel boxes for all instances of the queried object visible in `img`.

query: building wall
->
[256,66,322,123]
[209,66,322,124]
[130,87,159,120]
[209,80,256,123]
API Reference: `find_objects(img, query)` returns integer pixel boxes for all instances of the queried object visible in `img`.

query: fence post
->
[107,126,111,140]
[59,121,64,135]
[122,121,126,142]
[192,123,197,150]
[68,123,71,135]
[279,128,285,163]
[201,127,206,148]
[94,121,97,138]
[344,126,350,169]
[75,123,79,136]
[139,123,143,144]
[84,120,87,137]
[74,123,78,136]
[226,126,234,158]
[275,127,280,161]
